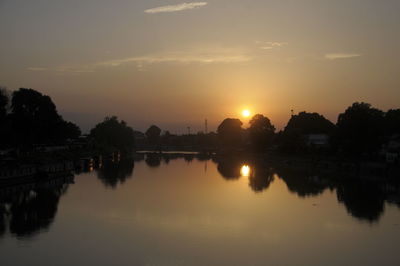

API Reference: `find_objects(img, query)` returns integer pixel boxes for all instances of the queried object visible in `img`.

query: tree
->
[248,114,275,151]
[145,125,161,145]
[280,111,335,152]
[385,109,400,136]
[60,121,81,140]
[10,88,81,147]
[0,87,10,148]
[90,116,135,153]
[0,87,8,122]
[217,118,243,148]
[336,102,384,155]
[284,111,335,135]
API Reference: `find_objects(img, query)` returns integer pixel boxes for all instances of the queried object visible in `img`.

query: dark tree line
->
[214,102,400,157]
[0,87,81,149]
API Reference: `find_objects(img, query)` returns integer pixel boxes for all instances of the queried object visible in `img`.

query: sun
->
[242,109,251,117]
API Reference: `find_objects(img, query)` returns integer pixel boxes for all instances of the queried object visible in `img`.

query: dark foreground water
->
[1,154,400,266]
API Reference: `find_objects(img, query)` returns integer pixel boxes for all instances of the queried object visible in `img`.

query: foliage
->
[248,114,275,151]
[336,102,384,155]
[90,116,135,153]
[0,87,8,122]
[385,109,400,136]
[284,111,335,135]
[145,125,161,145]
[217,118,243,148]
[280,111,335,152]
[6,88,81,148]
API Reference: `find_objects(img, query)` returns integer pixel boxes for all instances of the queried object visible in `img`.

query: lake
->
[1,154,399,266]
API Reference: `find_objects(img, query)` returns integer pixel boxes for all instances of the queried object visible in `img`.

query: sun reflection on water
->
[240,165,251,177]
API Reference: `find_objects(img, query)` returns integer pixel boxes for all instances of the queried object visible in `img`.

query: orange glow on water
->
[240,165,251,177]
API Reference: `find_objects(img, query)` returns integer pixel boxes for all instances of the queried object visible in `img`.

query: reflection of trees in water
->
[145,154,161,168]
[275,167,331,197]
[0,177,71,239]
[275,165,399,223]
[142,153,213,168]
[248,166,274,193]
[133,153,145,163]
[216,157,244,180]
[96,159,134,188]
[336,181,385,223]
[183,154,195,163]
[215,157,275,192]
[214,156,400,223]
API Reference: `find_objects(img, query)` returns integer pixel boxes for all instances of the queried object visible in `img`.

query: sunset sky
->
[1,0,399,133]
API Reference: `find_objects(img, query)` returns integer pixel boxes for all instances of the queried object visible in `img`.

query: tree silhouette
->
[337,102,384,155]
[285,111,335,135]
[0,87,8,122]
[280,111,335,152]
[0,87,10,149]
[9,88,81,147]
[217,118,243,148]
[90,116,135,153]
[145,125,161,145]
[248,114,275,151]
[385,109,400,136]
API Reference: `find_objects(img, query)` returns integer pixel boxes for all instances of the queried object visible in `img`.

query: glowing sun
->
[242,109,251,117]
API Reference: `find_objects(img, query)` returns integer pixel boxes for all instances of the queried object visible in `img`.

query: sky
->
[0,0,399,133]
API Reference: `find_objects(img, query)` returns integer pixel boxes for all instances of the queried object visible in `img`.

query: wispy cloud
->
[27,67,48,71]
[325,53,361,60]
[27,49,251,73]
[257,41,288,50]
[98,53,251,67]
[27,66,94,73]
[145,2,207,14]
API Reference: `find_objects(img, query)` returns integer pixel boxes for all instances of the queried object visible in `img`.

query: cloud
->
[27,49,251,73]
[27,66,94,73]
[98,52,251,67]
[27,67,48,71]
[257,41,288,50]
[325,53,361,60]
[145,2,207,14]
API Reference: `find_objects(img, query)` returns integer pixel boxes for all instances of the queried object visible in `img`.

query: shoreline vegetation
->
[0,87,399,184]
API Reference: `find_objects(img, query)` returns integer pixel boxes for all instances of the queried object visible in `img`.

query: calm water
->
[1,154,400,266]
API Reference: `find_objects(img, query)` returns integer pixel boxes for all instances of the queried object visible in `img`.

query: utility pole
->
[291,109,294,117]
[187,126,191,135]
[205,119,208,134]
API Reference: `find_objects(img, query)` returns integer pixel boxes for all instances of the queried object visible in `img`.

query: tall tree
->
[284,111,335,135]
[248,114,275,151]
[0,87,10,149]
[90,116,135,153]
[10,88,81,147]
[145,125,161,145]
[217,118,243,148]
[336,102,384,155]
[385,109,400,136]
[280,111,335,152]
[0,87,8,122]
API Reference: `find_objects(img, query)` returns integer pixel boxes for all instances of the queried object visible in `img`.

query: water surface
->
[1,155,399,266]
